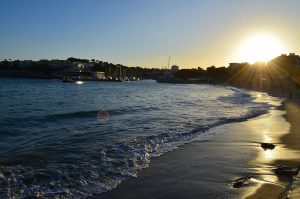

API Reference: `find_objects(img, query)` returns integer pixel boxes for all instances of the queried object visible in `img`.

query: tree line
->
[1,54,300,90]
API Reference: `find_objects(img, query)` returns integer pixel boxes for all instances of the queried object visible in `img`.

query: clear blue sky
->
[1,0,300,68]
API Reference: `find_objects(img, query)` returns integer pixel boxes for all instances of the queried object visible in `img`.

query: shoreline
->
[2,77,298,198]
[245,98,300,199]
[92,89,300,199]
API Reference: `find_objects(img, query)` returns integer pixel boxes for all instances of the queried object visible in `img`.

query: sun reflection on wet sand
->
[241,109,296,198]
[263,133,272,142]
[254,110,300,164]
[263,149,274,160]
[259,142,300,163]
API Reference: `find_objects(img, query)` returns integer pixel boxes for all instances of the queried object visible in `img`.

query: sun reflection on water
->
[75,81,84,85]
[264,149,275,160]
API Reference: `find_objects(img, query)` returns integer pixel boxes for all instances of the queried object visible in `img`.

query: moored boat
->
[62,76,75,82]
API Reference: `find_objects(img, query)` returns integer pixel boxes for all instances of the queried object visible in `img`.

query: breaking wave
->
[0,80,280,198]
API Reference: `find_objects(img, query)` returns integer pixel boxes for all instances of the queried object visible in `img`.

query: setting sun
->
[234,33,285,63]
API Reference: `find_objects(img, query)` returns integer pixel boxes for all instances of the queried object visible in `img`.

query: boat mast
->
[167,56,170,70]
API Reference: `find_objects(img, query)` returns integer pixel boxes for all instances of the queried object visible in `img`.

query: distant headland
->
[1,54,300,92]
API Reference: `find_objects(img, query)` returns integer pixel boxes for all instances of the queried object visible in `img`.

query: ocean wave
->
[218,88,256,104]
[0,106,162,128]
[0,81,281,199]
[0,95,275,198]
[45,106,160,121]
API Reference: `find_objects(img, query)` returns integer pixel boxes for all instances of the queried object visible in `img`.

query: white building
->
[94,72,105,79]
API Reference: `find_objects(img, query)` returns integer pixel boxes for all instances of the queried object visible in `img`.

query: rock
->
[261,143,276,150]
[274,166,298,177]
[232,176,252,188]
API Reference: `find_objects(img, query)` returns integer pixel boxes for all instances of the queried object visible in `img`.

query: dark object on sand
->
[232,176,252,188]
[261,143,275,150]
[274,166,298,177]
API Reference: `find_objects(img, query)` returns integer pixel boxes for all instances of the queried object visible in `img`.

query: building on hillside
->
[94,71,105,79]
[49,60,63,69]
[18,60,32,68]
[289,53,300,66]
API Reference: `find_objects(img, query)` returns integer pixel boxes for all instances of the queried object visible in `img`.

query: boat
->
[62,76,75,82]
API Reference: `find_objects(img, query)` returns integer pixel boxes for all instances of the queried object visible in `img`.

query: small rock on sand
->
[261,143,276,150]
[233,176,252,188]
[274,166,299,177]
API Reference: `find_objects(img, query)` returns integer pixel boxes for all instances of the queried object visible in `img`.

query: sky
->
[0,0,300,68]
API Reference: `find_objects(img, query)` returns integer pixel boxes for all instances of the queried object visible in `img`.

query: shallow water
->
[0,78,279,198]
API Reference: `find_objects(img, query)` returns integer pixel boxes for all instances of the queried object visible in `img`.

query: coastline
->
[2,77,299,198]
[92,88,300,199]
[248,81,300,198]
[244,98,300,199]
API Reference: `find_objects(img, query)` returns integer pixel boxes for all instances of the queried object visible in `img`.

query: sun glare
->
[235,33,285,63]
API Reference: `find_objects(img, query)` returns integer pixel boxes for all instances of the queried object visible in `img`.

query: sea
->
[0,78,280,198]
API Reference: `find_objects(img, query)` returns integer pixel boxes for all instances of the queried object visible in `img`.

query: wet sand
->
[245,100,300,199]
[93,94,300,199]
[244,84,300,199]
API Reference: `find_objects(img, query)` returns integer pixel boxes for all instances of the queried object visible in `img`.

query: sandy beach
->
[92,89,300,199]
[245,99,300,199]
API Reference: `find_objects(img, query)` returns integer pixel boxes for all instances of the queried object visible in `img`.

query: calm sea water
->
[0,78,278,198]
